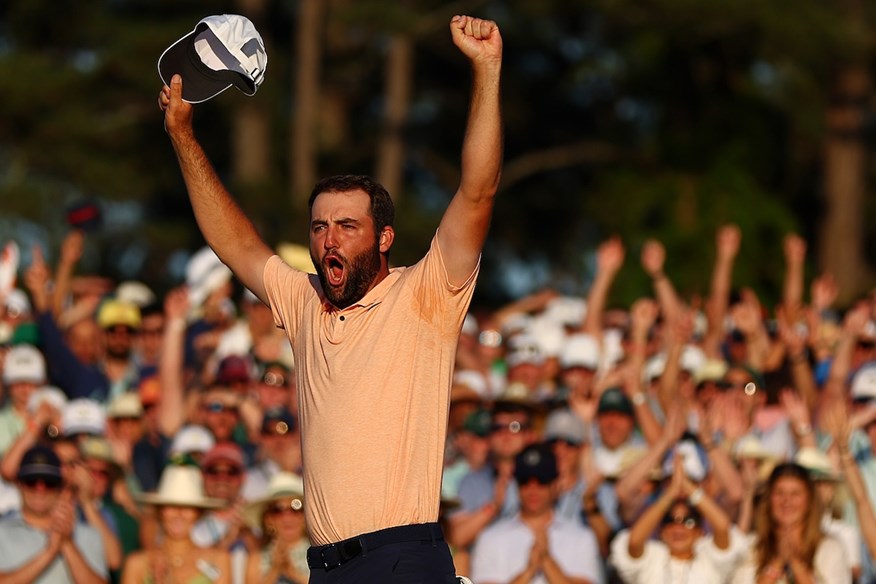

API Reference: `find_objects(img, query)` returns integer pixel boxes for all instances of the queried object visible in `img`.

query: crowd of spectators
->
[0,224,874,583]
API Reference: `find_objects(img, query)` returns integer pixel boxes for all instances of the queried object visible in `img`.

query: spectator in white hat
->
[244,472,309,583]
[122,465,230,583]
[0,344,47,454]
[61,399,107,440]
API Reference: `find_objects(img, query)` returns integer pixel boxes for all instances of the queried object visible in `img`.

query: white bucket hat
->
[138,465,225,508]
[243,472,304,529]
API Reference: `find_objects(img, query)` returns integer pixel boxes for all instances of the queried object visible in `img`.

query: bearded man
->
[159,14,503,583]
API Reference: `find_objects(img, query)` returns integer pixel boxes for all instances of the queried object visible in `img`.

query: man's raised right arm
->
[159,74,274,303]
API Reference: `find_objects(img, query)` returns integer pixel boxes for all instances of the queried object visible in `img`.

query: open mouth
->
[324,254,346,287]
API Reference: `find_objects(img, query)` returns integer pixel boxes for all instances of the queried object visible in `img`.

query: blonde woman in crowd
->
[244,472,310,583]
[121,465,230,584]
[730,462,849,584]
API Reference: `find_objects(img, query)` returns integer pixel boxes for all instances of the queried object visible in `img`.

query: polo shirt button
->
[339,315,345,321]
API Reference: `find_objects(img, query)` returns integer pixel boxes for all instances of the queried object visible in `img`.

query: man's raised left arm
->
[437,15,503,286]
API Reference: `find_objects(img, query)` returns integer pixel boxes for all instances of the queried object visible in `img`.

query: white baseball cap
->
[62,399,107,436]
[158,14,267,104]
[3,344,46,385]
[559,333,600,370]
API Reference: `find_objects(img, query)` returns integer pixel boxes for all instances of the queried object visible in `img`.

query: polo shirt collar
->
[321,268,402,312]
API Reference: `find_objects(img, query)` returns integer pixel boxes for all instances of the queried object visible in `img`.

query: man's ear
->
[379,226,395,254]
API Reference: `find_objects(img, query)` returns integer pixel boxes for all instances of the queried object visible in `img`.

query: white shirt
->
[472,514,603,584]
[610,527,747,584]
[729,532,850,584]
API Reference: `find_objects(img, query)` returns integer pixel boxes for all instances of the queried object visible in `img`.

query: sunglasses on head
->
[266,498,303,514]
[204,401,235,413]
[21,477,63,490]
[491,420,529,434]
[662,514,698,529]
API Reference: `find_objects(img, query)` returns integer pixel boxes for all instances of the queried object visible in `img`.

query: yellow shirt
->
[263,235,478,545]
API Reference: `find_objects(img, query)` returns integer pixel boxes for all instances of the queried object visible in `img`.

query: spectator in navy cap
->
[0,445,108,583]
[471,442,603,584]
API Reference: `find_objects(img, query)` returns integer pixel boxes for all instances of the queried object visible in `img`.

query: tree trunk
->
[375,35,413,200]
[820,65,871,305]
[232,0,270,183]
[291,0,326,208]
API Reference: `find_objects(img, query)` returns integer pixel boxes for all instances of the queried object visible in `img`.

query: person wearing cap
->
[0,344,48,454]
[610,455,742,584]
[592,387,645,480]
[448,401,537,553]
[194,385,256,465]
[0,288,34,345]
[503,333,551,402]
[244,472,310,583]
[442,408,492,502]
[0,445,108,583]
[25,243,148,404]
[122,464,230,584]
[160,13,502,581]
[72,436,128,575]
[241,407,302,502]
[471,442,603,584]
[542,408,611,554]
[193,442,256,584]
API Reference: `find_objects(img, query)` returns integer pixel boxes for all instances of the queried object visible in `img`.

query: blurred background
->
[0,0,874,309]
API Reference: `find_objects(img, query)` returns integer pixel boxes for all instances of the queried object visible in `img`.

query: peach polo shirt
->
[262,235,478,545]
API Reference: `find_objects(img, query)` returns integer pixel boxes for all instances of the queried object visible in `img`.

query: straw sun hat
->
[138,465,225,508]
[243,472,305,529]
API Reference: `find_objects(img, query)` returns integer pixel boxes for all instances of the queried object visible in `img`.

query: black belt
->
[307,522,444,570]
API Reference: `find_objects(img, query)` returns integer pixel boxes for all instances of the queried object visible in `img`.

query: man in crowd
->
[471,442,603,584]
[0,444,107,583]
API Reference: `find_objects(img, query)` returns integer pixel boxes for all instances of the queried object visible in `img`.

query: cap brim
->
[158,25,241,104]
[137,492,225,509]
[18,466,62,482]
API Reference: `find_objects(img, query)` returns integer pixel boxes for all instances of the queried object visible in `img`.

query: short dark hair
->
[308,175,395,236]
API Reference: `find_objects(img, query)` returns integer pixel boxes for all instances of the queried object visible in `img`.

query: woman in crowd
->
[121,464,230,584]
[610,456,743,583]
[730,462,850,584]
[244,472,310,583]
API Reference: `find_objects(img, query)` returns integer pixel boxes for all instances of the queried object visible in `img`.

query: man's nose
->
[323,226,338,249]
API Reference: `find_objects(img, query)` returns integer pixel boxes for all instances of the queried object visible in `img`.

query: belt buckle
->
[320,543,341,569]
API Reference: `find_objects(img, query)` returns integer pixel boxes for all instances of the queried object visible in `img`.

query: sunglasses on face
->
[516,474,553,487]
[21,477,63,490]
[662,514,698,529]
[266,498,303,514]
[204,466,243,478]
[491,420,529,434]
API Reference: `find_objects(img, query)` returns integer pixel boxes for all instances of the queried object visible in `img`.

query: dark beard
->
[313,244,382,309]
